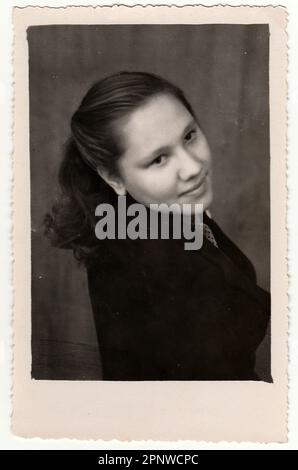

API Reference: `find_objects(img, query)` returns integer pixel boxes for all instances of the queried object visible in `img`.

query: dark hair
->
[44,71,196,265]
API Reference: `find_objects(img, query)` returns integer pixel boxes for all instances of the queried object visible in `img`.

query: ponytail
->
[44,139,116,264]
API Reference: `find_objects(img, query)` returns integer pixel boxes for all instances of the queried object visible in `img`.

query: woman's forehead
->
[118,93,195,159]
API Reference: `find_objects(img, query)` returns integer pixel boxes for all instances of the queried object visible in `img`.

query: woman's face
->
[115,93,213,212]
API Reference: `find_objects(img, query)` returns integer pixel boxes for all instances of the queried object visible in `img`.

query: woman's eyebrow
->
[138,144,172,166]
[182,119,197,136]
[142,119,198,164]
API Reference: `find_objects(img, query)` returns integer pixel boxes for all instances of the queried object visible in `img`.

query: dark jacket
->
[87,210,270,381]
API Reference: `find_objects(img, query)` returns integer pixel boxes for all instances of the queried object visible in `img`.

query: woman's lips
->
[180,174,207,197]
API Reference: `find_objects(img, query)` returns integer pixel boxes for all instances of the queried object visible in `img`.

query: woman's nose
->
[177,148,203,181]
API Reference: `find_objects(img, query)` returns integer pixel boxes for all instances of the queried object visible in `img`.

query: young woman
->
[45,71,270,381]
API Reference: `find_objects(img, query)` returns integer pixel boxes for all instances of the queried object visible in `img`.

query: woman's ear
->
[96,166,126,196]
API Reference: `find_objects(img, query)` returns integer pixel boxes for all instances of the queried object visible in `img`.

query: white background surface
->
[0,0,297,450]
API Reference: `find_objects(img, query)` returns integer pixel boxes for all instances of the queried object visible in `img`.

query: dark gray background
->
[29,25,270,379]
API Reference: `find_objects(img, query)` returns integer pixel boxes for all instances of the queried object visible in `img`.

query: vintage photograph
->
[12,5,287,442]
[30,24,271,382]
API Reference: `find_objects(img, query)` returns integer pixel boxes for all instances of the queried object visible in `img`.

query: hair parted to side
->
[44,71,196,265]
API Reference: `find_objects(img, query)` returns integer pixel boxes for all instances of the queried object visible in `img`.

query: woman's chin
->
[185,188,213,214]
[201,190,213,212]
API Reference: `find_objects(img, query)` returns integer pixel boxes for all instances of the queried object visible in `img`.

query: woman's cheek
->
[150,169,177,200]
[201,139,212,164]
[129,166,177,203]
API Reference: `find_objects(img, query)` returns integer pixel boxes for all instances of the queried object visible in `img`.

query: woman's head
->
[71,71,213,210]
[45,71,213,263]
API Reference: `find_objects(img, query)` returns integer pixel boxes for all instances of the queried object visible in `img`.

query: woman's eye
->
[151,155,168,166]
[184,129,197,143]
